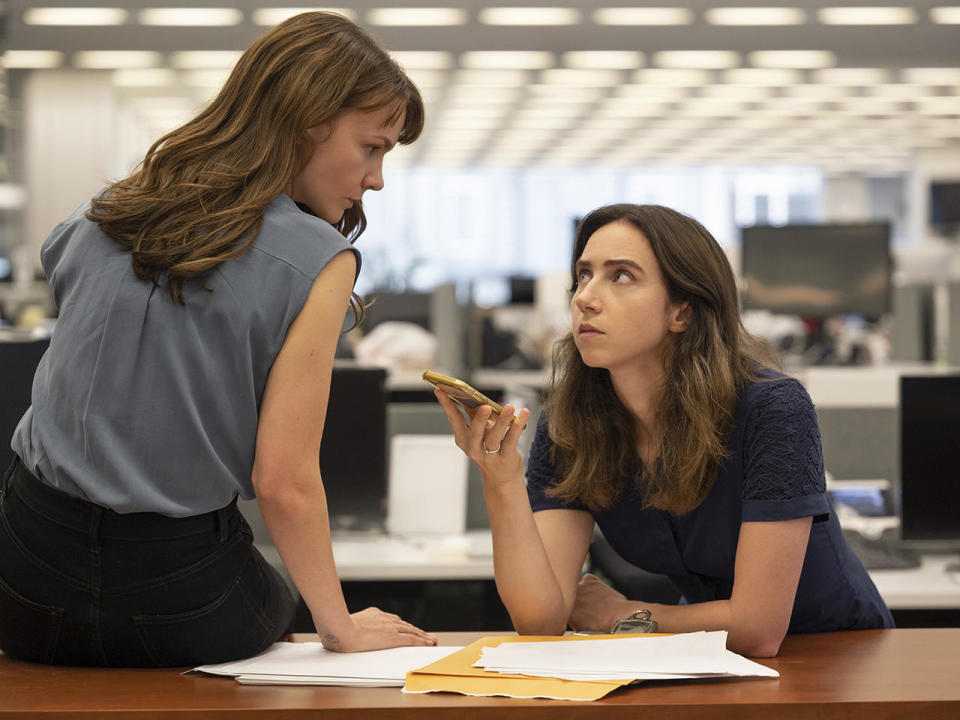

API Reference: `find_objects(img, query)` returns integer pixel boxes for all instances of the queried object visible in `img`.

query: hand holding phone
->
[422,370,525,428]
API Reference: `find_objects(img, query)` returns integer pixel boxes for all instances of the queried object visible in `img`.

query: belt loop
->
[89,506,104,553]
[217,505,229,543]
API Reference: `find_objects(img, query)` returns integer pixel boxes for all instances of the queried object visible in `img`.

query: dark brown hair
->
[87,11,424,320]
[546,204,778,514]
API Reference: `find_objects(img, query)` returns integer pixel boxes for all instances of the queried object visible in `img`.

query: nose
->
[364,160,385,192]
[574,280,600,314]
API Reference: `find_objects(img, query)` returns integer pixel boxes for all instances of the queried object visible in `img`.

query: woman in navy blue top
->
[435,203,892,657]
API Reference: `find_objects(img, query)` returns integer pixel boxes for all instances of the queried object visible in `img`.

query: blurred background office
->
[1,2,960,630]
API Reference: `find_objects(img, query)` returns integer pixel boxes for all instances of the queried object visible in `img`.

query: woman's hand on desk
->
[319,607,437,652]
[568,573,634,632]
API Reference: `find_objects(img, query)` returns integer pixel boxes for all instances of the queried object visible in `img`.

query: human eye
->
[575,268,591,285]
[612,268,633,283]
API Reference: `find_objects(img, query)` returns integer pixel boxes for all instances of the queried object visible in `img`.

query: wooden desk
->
[1,629,958,718]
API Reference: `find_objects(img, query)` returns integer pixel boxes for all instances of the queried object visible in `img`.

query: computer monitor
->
[740,223,892,320]
[319,365,388,532]
[362,291,431,331]
[930,181,960,229]
[899,375,960,552]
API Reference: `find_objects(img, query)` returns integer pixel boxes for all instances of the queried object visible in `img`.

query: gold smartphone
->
[422,370,525,427]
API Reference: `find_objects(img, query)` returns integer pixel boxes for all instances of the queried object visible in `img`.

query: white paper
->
[474,632,778,680]
[193,642,462,687]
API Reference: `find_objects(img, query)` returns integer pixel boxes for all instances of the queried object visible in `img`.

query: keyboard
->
[843,529,923,571]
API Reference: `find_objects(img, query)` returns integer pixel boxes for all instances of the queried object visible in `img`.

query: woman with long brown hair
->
[0,12,435,666]
[435,203,892,656]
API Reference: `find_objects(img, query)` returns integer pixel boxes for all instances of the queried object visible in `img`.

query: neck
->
[609,359,666,438]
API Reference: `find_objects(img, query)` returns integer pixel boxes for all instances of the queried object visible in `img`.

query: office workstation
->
[3,2,960,716]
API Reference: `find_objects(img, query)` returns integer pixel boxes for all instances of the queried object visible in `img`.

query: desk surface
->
[1,629,958,719]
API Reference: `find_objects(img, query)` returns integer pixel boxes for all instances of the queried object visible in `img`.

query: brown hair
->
[546,204,778,515]
[87,11,424,319]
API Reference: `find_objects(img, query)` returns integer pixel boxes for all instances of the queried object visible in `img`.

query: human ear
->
[668,302,691,333]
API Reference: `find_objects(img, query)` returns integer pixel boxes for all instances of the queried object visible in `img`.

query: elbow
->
[726,629,786,658]
[252,458,320,509]
[513,617,567,637]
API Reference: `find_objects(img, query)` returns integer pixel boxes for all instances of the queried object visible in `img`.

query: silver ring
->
[482,440,502,455]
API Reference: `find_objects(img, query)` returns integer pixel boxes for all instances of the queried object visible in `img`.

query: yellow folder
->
[405,633,661,701]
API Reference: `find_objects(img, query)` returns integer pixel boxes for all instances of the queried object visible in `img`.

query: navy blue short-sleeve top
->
[526,370,893,633]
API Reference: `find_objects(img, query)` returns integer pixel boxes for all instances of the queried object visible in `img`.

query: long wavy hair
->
[87,11,424,320]
[546,204,779,515]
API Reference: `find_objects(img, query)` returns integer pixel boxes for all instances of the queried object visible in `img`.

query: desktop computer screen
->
[899,375,960,544]
[740,222,892,320]
[930,181,960,229]
[319,365,388,532]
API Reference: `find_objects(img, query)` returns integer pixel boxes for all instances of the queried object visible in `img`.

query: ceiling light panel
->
[700,84,773,100]
[616,84,689,100]
[24,7,128,25]
[453,69,530,85]
[138,8,243,26]
[813,68,890,84]
[749,51,835,69]
[539,68,622,85]
[592,7,693,25]
[783,84,852,99]
[635,68,713,85]
[902,67,960,84]
[113,68,177,87]
[931,6,960,23]
[654,51,740,69]
[562,51,644,69]
[1,50,65,69]
[252,8,357,25]
[403,69,448,88]
[169,51,242,69]
[723,68,804,85]
[460,51,554,69]
[73,51,162,69]
[479,7,580,25]
[527,84,607,101]
[390,51,453,70]
[817,7,917,25]
[705,7,806,25]
[367,7,468,25]
[182,69,232,87]
[867,84,937,99]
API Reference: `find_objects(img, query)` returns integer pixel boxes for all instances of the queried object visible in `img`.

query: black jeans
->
[0,456,295,667]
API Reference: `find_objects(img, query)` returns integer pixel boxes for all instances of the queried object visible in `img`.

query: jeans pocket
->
[0,570,65,664]
[133,575,275,667]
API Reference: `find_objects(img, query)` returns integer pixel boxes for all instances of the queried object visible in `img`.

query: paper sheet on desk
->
[192,642,462,687]
[404,632,777,701]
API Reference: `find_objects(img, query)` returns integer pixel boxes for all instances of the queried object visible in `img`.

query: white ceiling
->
[2,1,959,171]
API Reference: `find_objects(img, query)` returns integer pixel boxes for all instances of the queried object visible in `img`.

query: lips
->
[578,323,602,336]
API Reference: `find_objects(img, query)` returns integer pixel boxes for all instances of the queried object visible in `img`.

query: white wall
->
[23,70,117,275]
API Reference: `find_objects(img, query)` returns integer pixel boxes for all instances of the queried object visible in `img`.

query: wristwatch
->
[609,608,658,634]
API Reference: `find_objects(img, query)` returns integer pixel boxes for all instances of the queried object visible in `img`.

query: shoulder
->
[253,194,361,282]
[739,368,815,426]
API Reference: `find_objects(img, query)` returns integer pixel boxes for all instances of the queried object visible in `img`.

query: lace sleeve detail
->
[742,378,826,505]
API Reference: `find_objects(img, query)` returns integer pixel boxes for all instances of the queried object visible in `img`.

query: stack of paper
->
[193,642,461,686]
[475,631,778,682]
[404,632,777,701]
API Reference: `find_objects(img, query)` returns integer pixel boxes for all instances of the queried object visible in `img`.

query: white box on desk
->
[387,435,468,536]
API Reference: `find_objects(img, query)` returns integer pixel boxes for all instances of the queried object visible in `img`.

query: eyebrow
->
[576,258,647,275]
[374,134,397,151]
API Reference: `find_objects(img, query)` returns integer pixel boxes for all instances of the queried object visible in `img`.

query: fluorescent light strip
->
[460,51,554,70]
[453,69,530,85]
[540,68,622,85]
[403,70,448,88]
[931,6,960,23]
[635,68,713,85]
[139,8,243,26]
[182,69,232,87]
[169,51,242,69]
[527,84,606,100]
[867,84,936,99]
[701,85,773,100]
[1,50,65,69]
[902,67,960,84]
[562,51,643,70]
[73,51,162,69]
[617,84,688,99]
[367,8,468,26]
[813,68,889,84]
[24,7,127,25]
[783,84,852,99]
[592,7,693,25]
[252,8,357,25]
[817,7,917,25]
[705,7,806,25]
[749,51,835,69]
[479,7,579,25]
[444,86,521,103]
[390,51,453,70]
[724,68,804,84]
[113,68,177,87]
[654,51,740,69]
